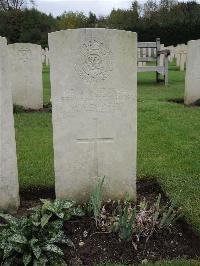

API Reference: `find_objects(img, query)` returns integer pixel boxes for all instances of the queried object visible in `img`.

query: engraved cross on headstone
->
[76,118,114,176]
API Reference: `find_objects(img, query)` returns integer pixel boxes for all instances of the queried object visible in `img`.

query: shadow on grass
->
[167,98,200,107]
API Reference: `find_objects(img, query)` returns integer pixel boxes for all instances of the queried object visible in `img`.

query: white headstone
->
[0,37,19,212]
[176,50,181,67]
[45,48,50,66]
[148,48,151,57]
[142,48,146,66]
[160,44,165,66]
[180,53,186,71]
[170,46,175,62]
[8,43,43,109]
[49,29,137,202]
[41,48,45,64]
[185,39,200,105]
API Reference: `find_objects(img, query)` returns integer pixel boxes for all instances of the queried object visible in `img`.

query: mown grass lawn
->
[14,64,200,238]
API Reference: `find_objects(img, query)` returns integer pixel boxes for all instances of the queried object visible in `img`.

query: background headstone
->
[41,48,45,64]
[159,44,165,66]
[185,39,200,105]
[0,37,19,212]
[45,47,50,66]
[180,52,186,71]
[49,28,137,202]
[8,43,43,109]
[175,49,181,67]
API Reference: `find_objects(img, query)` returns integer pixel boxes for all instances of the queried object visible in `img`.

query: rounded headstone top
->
[0,36,7,44]
[8,43,42,49]
[48,28,136,38]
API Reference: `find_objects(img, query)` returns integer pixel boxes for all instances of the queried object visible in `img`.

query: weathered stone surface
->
[0,37,19,212]
[45,48,50,66]
[42,48,45,64]
[180,52,186,71]
[8,43,43,109]
[49,28,137,202]
[185,39,200,105]
[160,44,165,67]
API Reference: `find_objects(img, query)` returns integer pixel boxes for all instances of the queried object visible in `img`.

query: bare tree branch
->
[0,0,34,10]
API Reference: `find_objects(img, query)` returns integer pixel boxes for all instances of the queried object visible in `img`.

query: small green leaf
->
[32,244,42,260]
[43,244,64,256]
[71,207,85,217]
[49,231,64,243]
[55,212,65,219]
[33,258,46,266]
[3,245,13,259]
[9,234,27,244]
[62,200,75,209]
[50,220,63,230]
[0,224,7,228]
[41,214,52,228]
[63,212,72,221]
[23,253,32,266]
[49,231,74,247]
[32,221,41,227]
[2,255,16,266]
[0,213,18,226]
[41,199,51,215]
[30,238,39,247]
[63,237,75,248]
[14,245,23,253]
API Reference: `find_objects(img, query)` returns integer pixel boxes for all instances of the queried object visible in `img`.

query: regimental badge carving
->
[18,48,32,63]
[76,38,113,82]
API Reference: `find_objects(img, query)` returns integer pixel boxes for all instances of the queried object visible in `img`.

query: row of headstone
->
[0,29,137,212]
[138,43,188,71]
[137,45,166,67]
[137,47,157,66]
[41,47,50,66]
[166,44,188,71]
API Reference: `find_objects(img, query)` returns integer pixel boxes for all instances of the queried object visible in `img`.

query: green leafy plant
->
[158,198,182,229]
[193,98,200,106]
[140,194,182,243]
[88,176,105,226]
[0,199,84,265]
[13,104,26,114]
[43,102,52,113]
[118,195,136,241]
[37,198,84,224]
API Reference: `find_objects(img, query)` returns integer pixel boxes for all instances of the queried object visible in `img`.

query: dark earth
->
[168,98,200,107]
[19,178,200,265]
[13,103,52,113]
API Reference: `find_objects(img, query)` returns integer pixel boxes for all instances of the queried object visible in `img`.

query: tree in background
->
[0,0,200,46]
[105,1,140,31]
[58,11,87,29]
[0,8,57,47]
[0,0,34,11]
[143,0,158,19]
[87,11,97,27]
[20,9,58,47]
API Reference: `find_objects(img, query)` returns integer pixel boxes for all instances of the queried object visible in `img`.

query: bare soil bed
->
[19,178,200,265]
